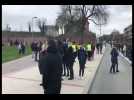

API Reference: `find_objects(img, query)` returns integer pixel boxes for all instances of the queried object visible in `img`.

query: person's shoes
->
[40,83,43,86]
[116,70,119,72]
[68,78,74,80]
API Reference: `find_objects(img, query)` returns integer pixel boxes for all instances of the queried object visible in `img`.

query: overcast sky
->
[2,5,132,36]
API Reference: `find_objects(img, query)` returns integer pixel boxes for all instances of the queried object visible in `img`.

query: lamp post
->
[32,17,38,41]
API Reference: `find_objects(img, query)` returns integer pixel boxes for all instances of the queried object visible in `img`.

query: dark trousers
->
[35,51,38,61]
[79,67,84,77]
[63,63,69,76]
[100,48,102,54]
[110,63,116,73]
[69,63,74,79]
[87,51,91,60]
[19,49,22,54]
[22,48,25,54]
[42,75,47,93]
[115,62,119,71]
[44,80,61,94]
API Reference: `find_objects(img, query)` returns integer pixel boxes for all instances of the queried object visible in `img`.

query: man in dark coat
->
[39,39,62,94]
[63,41,69,76]
[110,46,119,73]
[66,46,75,80]
[31,41,35,58]
[78,46,87,78]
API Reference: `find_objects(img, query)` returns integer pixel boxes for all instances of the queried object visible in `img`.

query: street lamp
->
[32,17,38,41]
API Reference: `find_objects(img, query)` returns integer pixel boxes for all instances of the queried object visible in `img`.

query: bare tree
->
[58,5,109,32]
[37,18,47,34]
[56,5,109,43]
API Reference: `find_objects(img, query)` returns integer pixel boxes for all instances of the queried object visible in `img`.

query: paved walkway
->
[2,47,105,94]
[89,44,132,94]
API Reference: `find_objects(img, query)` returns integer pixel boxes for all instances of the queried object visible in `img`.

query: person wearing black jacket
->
[110,46,119,73]
[78,46,87,78]
[39,39,62,94]
[66,46,75,80]
[34,41,38,61]
[63,41,69,76]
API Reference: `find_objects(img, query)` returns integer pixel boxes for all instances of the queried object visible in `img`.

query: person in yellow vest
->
[86,42,92,61]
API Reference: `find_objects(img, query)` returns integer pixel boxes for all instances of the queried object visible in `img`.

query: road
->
[88,44,132,94]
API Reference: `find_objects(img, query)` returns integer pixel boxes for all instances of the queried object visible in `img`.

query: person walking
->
[78,46,87,79]
[110,46,119,73]
[39,39,62,94]
[63,40,69,77]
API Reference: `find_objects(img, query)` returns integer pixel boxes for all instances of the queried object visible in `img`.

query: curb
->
[2,55,32,65]
[82,47,107,94]
[119,52,132,66]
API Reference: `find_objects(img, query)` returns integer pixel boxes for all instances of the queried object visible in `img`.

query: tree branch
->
[87,5,95,18]
[88,19,105,25]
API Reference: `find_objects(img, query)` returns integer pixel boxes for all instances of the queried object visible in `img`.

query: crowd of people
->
[31,38,101,94]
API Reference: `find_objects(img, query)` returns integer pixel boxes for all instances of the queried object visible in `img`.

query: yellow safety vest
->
[87,44,91,51]
[72,44,76,52]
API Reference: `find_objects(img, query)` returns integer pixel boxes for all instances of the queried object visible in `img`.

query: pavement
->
[89,44,132,94]
[2,46,105,94]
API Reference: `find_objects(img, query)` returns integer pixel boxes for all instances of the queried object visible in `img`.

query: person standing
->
[86,42,92,61]
[71,41,77,62]
[57,40,65,81]
[110,46,119,73]
[34,41,38,61]
[39,39,62,94]
[31,41,35,58]
[96,42,100,54]
[66,45,75,80]
[91,42,95,60]
[78,46,87,79]
[99,42,103,54]
[18,42,22,55]
[62,40,68,76]
[21,41,26,55]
